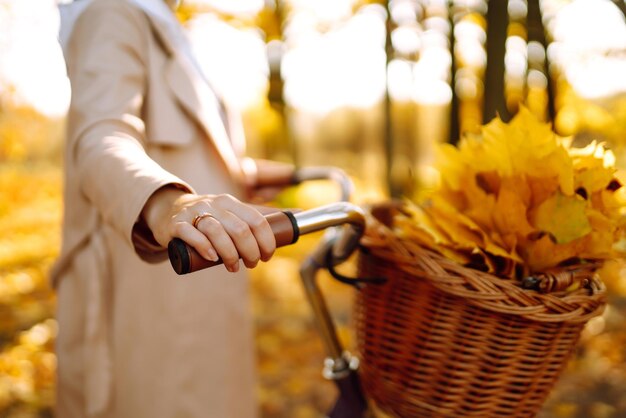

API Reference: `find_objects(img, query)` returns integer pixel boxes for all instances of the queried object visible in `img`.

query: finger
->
[213,195,276,262]
[171,220,218,262]
[194,212,242,272]
[213,209,262,269]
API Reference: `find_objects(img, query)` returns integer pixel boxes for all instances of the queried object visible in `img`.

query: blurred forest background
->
[1,0,625,417]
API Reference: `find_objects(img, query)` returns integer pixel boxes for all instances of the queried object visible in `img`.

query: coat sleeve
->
[65,0,193,260]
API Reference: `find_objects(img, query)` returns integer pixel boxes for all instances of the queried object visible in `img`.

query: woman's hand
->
[141,187,276,272]
[242,158,295,203]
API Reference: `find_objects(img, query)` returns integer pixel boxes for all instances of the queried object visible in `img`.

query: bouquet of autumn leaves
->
[397,108,626,287]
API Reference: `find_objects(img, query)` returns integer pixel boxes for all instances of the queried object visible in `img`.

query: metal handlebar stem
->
[296,203,364,365]
[298,205,369,418]
[292,168,370,418]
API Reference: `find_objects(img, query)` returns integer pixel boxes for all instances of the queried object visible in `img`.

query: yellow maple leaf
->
[399,107,625,278]
[530,192,592,244]
[523,234,587,273]
[527,174,561,208]
[434,143,470,192]
[492,176,534,240]
[575,165,616,196]
[474,108,575,195]
[400,200,452,245]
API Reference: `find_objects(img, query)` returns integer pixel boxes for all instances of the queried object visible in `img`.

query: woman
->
[53,0,294,416]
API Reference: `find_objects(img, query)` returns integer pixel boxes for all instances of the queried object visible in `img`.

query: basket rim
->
[359,204,607,324]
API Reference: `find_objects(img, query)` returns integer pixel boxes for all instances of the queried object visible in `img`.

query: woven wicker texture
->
[354,206,607,418]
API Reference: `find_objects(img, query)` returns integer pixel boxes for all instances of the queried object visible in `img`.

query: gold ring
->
[192,212,214,229]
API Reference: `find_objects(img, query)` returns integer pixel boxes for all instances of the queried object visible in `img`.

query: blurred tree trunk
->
[483,0,509,123]
[612,0,626,19]
[448,4,459,145]
[527,0,555,122]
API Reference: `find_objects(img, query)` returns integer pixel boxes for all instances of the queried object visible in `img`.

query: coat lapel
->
[135,0,244,181]
[162,53,243,179]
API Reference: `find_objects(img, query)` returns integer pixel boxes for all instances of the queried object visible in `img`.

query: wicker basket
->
[354,205,607,418]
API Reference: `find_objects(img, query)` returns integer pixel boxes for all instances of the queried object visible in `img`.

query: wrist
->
[142,186,189,246]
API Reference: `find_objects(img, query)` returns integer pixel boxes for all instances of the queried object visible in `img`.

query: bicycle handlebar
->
[168,210,298,275]
[168,166,363,275]
[168,202,365,275]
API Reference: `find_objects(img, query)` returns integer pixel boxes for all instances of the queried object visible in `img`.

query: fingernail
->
[207,249,218,262]
[231,263,240,273]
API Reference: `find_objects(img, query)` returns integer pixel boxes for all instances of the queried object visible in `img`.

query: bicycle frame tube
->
[295,202,365,361]
[296,203,369,418]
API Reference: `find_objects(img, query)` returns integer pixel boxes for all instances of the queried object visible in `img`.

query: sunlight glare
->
[282,8,386,115]
[392,25,422,57]
[550,0,626,102]
[0,0,70,117]
[186,14,269,110]
[183,0,264,16]
[388,59,414,102]
[287,0,356,23]
[413,78,452,106]
[414,46,452,83]
[390,0,423,25]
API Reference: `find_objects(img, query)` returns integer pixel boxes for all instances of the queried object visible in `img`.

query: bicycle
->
[166,164,606,418]
[168,167,376,418]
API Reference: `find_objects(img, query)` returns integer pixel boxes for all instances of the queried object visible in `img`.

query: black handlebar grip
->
[168,210,299,275]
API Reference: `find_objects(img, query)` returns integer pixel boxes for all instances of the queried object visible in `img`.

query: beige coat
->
[53,1,257,417]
